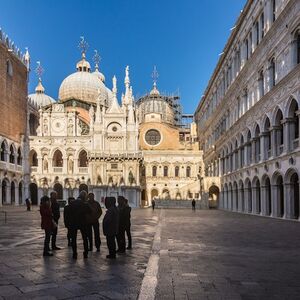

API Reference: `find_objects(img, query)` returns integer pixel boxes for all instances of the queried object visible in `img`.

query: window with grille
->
[145,129,161,145]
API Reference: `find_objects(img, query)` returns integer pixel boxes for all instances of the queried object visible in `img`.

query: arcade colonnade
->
[220,168,300,220]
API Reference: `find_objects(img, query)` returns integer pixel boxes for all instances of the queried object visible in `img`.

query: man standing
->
[192,199,196,211]
[152,199,156,211]
[87,193,102,252]
[116,196,126,254]
[64,197,75,246]
[69,191,90,259]
[103,197,119,259]
[50,191,61,250]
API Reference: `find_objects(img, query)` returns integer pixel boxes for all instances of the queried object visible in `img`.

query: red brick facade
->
[0,43,28,143]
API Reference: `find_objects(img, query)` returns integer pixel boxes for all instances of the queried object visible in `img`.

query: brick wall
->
[0,43,28,143]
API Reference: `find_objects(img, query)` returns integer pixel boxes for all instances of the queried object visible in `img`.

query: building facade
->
[195,0,300,219]
[137,83,203,207]
[0,29,29,206]
[28,48,141,207]
[26,41,204,207]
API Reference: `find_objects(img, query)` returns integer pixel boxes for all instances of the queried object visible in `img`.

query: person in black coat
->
[68,191,91,259]
[103,197,119,259]
[124,198,132,250]
[64,197,75,246]
[50,191,61,250]
[116,196,126,253]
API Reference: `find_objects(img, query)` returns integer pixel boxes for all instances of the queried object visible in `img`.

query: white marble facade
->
[195,0,300,218]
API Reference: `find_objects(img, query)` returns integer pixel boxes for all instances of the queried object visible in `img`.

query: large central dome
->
[58,54,110,104]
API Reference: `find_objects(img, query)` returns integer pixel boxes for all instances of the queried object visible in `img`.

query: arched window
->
[255,21,259,46]
[152,166,157,177]
[274,109,284,155]
[240,135,245,168]
[29,150,38,167]
[6,60,13,76]
[53,150,63,167]
[263,117,271,159]
[17,148,22,165]
[270,58,275,88]
[1,141,7,161]
[163,166,168,177]
[254,125,261,163]
[258,70,264,99]
[287,99,299,150]
[186,166,191,178]
[175,166,179,177]
[78,150,88,167]
[272,0,276,22]
[297,31,300,65]
[246,130,252,165]
[9,145,15,164]
[29,114,38,136]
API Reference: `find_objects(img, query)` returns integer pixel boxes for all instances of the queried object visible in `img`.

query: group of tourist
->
[39,191,132,259]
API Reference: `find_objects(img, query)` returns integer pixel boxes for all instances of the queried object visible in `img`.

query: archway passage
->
[151,189,158,200]
[209,185,219,208]
[11,181,15,204]
[19,182,23,205]
[290,172,299,219]
[265,177,271,216]
[2,180,8,204]
[54,183,63,200]
[79,183,88,194]
[29,183,38,205]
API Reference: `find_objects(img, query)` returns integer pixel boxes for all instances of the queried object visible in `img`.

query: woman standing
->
[40,196,54,257]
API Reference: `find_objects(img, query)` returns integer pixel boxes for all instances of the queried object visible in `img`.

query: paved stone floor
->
[0,207,300,299]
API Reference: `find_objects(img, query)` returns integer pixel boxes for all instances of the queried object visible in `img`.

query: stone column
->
[244,187,249,212]
[63,157,68,174]
[252,186,258,214]
[237,188,243,212]
[260,185,268,216]
[271,184,280,217]
[37,188,43,205]
[15,184,19,206]
[260,132,268,161]
[270,126,280,157]
[282,118,294,153]
[284,183,296,220]
[251,139,255,164]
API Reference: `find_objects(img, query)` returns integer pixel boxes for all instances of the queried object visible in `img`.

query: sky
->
[1,0,245,114]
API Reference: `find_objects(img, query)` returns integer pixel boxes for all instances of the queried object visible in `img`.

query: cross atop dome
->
[78,36,89,59]
[150,66,160,95]
[34,61,45,94]
[93,50,101,71]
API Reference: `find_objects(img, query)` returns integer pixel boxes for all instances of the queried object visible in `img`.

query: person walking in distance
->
[116,196,126,254]
[40,196,54,257]
[152,199,156,210]
[68,191,91,259]
[103,197,119,259]
[124,198,132,250]
[50,191,61,250]
[64,197,75,246]
[86,193,102,252]
[192,199,196,211]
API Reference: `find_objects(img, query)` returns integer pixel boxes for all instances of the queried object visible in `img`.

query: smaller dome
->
[150,84,160,95]
[76,53,91,72]
[28,80,55,108]
[93,68,105,82]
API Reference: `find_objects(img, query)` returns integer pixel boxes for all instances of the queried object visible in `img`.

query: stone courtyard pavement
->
[0,207,300,299]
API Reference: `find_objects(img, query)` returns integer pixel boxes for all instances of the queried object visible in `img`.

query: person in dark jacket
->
[40,196,53,257]
[124,198,132,250]
[64,197,75,246]
[103,197,119,259]
[116,196,126,253]
[152,199,155,210]
[50,191,61,250]
[68,191,91,259]
[192,199,196,211]
[86,193,102,252]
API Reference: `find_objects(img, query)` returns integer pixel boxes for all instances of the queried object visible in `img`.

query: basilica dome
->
[28,80,56,108]
[58,55,109,104]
